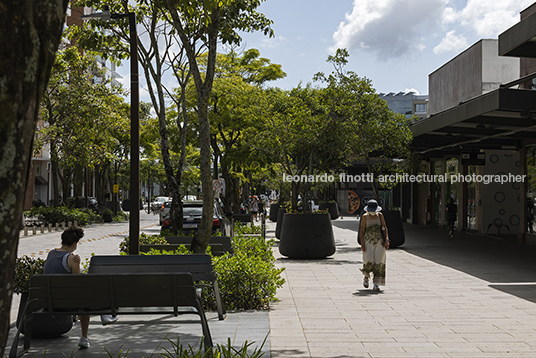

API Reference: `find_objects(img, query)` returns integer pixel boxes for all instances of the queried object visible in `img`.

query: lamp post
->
[81,8,140,255]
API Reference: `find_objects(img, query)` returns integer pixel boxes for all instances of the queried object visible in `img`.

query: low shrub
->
[121,233,285,311]
[13,256,45,294]
[234,222,262,235]
[24,206,90,226]
[119,233,168,254]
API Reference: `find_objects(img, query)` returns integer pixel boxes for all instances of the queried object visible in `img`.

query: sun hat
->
[364,199,381,212]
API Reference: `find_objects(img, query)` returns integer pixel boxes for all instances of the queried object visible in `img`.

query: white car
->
[151,196,170,212]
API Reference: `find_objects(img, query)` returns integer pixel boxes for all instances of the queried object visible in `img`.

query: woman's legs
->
[79,315,90,337]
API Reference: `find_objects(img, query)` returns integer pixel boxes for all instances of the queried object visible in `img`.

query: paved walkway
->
[7,212,536,357]
[268,217,536,358]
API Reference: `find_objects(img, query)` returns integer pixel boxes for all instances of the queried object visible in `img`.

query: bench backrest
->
[89,254,215,281]
[27,273,198,315]
[164,236,234,254]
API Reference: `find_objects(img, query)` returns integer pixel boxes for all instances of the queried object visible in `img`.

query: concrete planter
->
[279,213,336,259]
[17,292,73,338]
[275,208,286,239]
[269,204,281,222]
[383,210,405,248]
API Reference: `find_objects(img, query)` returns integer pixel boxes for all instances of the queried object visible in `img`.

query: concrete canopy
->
[410,87,536,158]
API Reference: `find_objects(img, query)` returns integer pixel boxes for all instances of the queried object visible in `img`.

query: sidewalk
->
[268,216,536,357]
[8,213,536,357]
[8,212,269,357]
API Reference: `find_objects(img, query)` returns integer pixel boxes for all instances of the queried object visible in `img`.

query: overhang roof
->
[410,88,536,158]
[499,11,536,57]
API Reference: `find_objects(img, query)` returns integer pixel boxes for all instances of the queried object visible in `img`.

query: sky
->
[117,0,536,99]
[233,0,535,95]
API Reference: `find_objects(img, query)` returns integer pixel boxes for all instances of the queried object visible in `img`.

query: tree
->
[72,0,199,235]
[162,0,273,252]
[38,47,129,208]
[315,49,413,199]
[0,0,68,354]
[208,49,285,213]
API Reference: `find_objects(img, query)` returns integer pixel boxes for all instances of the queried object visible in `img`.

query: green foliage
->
[125,233,285,310]
[119,233,169,254]
[24,206,91,226]
[158,336,267,358]
[13,257,45,294]
[205,235,284,310]
[113,211,130,222]
[233,222,261,235]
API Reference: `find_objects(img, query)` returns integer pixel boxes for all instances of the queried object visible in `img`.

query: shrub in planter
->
[14,256,45,295]
[119,233,168,254]
[24,206,90,226]
[136,234,285,311]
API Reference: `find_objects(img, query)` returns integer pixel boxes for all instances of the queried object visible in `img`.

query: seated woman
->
[43,226,118,349]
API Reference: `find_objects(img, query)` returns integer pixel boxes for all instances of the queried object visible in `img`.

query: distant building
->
[379,91,428,121]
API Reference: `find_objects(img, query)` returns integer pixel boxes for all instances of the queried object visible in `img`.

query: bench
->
[140,243,226,256]
[10,273,212,358]
[164,236,234,255]
[88,254,226,320]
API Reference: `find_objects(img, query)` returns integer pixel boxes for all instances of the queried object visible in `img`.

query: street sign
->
[113,184,119,193]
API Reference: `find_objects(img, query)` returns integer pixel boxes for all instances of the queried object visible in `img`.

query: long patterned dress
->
[360,213,386,286]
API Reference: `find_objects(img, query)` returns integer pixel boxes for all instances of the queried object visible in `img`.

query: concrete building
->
[409,3,536,245]
[379,91,428,120]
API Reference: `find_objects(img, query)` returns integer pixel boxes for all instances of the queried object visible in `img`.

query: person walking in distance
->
[359,199,389,292]
[446,198,457,238]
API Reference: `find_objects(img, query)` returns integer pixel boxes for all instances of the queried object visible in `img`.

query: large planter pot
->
[275,208,286,239]
[383,210,405,248]
[103,213,113,223]
[318,202,340,220]
[17,293,73,338]
[269,204,281,222]
[279,213,336,259]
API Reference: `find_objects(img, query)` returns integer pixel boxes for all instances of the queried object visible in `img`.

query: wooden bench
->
[140,243,226,256]
[88,254,226,320]
[164,236,234,255]
[10,273,212,358]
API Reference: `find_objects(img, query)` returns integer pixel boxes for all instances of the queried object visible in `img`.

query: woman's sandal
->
[373,284,381,292]
[363,278,369,288]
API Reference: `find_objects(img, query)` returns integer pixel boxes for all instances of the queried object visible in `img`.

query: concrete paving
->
[7,210,536,357]
[268,216,536,358]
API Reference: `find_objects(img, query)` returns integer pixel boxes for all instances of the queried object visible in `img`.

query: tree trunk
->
[0,1,68,355]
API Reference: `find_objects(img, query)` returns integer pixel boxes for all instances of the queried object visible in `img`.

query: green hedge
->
[24,206,92,226]
[122,233,285,310]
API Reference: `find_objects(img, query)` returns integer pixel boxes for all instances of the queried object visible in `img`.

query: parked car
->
[151,196,170,212]
[183,195,197,201]
[161,200,231,236]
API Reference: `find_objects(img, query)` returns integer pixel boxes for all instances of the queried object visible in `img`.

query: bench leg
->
[9,313,32,358]
[196,298,213,349]
[213,281,227,320]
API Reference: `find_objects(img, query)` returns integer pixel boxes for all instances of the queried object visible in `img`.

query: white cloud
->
[455,0,534,38]
[260,35,288,49]
[331,0,447,60]
[433,30,468,54]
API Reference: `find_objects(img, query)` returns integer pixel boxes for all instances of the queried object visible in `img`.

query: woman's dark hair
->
[61,227,84,246]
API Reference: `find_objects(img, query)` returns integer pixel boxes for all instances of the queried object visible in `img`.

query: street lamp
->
[81,6,140,255]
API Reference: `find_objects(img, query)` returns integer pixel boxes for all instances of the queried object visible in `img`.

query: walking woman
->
[359,199,389,291]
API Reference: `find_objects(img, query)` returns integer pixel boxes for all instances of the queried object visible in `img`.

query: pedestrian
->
[43,227,118,349]
[358,199,389,292]
[250,196,259,222]
[446,198,457,238]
